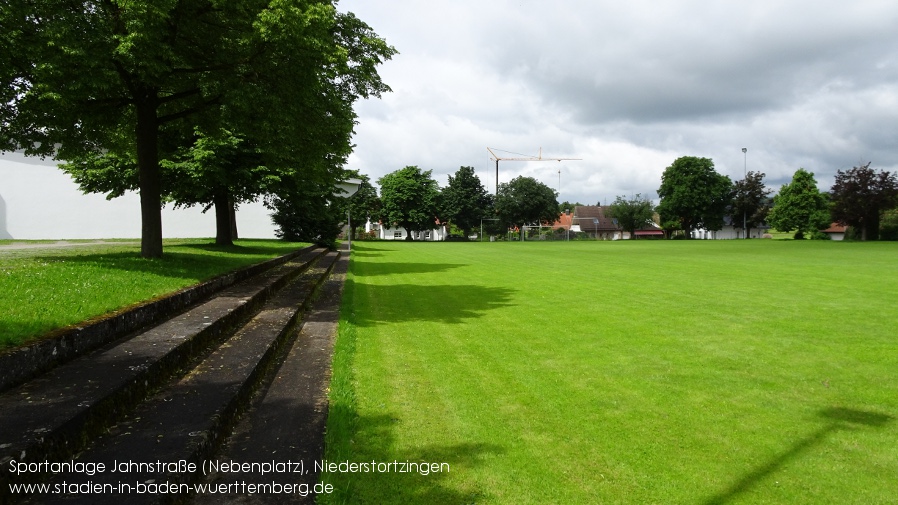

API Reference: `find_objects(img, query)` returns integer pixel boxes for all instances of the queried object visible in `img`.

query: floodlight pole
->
[742,147,747,239]
[495,159,499,196]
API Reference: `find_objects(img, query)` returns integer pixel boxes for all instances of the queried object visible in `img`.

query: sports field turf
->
[323,240,898,504]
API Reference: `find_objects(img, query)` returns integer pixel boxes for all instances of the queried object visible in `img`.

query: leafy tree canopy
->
[0,1,395,257]
[495,176,559,231]
[830,162,898,241]
[767,168,830,239]
[559,201,584,214]
[607,194,654,239]
[656,156,733,236]
[730,171,773,237]
[441,166,491,238]
[268,178,342,249]
[377,166,441,240]
[343,170,380,239]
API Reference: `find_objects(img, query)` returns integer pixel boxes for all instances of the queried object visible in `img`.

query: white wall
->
[0,153,276,240]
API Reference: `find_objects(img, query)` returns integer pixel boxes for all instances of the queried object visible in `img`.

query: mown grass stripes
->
[323,240,898,504]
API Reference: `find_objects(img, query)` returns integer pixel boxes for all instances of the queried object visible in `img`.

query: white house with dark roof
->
[369,220,447,241]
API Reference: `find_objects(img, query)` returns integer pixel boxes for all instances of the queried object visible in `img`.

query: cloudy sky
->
[338,0,898,205]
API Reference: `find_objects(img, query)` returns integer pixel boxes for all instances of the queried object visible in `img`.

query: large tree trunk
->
[862,212,881,241]
[214,189,234,246]
[135,94,163,259]
[229,198,238,241]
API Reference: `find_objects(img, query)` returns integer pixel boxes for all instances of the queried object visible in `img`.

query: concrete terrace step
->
[0,245,320,393]
[0,247,328,495]
[32,251,341,505]
[196,253,349,505]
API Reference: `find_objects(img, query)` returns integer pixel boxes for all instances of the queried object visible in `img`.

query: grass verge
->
[0,239,307,348]
[322,240,898,504]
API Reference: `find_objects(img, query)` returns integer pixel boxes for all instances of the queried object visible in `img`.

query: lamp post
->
[334,178,362,251]
[742,148,747,239]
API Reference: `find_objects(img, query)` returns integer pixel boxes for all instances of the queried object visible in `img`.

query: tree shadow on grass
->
[0,320,70,348]
[347,250,383,258]
[324,408,504,504]
[170,241,302,255]
[28,248,295,284]
[3,248,292,348]
[347,245,391,252]
[701,407,893,505]
[354,261,469,277]
[350,281,516,326]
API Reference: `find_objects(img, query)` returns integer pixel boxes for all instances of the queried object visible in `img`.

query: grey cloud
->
[499,4,898,125]
[340,0,898,205]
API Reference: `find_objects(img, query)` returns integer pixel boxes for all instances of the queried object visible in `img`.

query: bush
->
[269,193,341,249]
[880,210,898,241]
[356,230,379,241]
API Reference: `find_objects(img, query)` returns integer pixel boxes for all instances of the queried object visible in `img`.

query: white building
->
[690,216,770,239]
[369,220,447,241]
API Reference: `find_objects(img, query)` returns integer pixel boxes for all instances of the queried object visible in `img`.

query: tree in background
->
[269,164,364,250]
[344,171,380,240]
[162,131,266,246]
[441,166,491,239]
[767,168,830,239]
[879,209,898,241]
[268,180,342,249]
[656,156,733,238]
[1,1,394,257]
[495,176,559,233]
[730,171,773,238]
[378,166,441,240]
[607,194,654,239]
[558,201,584,214]
[830,162,898,241]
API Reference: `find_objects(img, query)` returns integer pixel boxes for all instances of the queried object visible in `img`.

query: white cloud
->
[340,0,898,204]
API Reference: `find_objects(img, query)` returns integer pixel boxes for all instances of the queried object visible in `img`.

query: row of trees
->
[342,156,897,243]
[346,166,560,240]
[1,1,395,257]
[656,157,898,240]
[767,163,898,240]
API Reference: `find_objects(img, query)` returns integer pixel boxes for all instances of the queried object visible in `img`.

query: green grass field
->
[0,239,307,348]
[323,240,898,504]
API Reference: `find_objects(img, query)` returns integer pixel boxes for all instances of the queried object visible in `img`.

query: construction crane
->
[487,147,582,195]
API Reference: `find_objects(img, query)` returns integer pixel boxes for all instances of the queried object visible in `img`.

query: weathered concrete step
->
[32,251,340,505]
[0,248,327,493]
[0,246,319,394]
[197,253,349,505]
